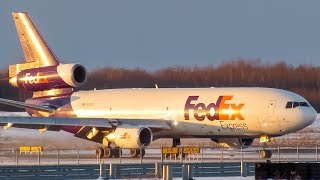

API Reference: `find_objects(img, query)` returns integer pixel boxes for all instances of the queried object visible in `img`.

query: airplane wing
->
[0,116,112,128]
[0,115,171,144]
[0,116,171,130]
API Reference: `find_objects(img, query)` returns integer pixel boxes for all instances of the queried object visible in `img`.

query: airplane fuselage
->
[26,87,317,139]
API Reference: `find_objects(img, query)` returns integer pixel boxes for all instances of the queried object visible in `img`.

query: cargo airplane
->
[0,12,316,158]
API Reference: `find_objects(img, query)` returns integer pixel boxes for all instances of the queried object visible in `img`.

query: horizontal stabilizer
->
[0,98,55,113]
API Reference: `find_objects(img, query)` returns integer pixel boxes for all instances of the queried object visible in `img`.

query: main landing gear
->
[129,148,145,158]
[96,147,121,158]
[95,147,146,158]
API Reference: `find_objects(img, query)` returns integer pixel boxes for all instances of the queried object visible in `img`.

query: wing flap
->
[117,119,172,130]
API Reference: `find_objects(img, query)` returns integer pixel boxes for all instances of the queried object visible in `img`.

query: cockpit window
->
[299,102,309,107]
[293,102,299,108]
[285,101,310,109]
[285,102,293,108]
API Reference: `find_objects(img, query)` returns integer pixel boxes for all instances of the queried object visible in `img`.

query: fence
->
[0,162,255,179]
[0,146,320,166]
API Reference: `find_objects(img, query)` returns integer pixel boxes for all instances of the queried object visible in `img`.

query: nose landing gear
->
[260,149,272,159]
[259,135,275,159]
[162,138,186,158]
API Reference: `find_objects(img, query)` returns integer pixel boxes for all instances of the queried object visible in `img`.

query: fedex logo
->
[120,133,131,140]
[24,72,49,84]
[184,96,244,121]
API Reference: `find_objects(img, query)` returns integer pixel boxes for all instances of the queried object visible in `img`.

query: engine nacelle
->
[9,64,87,91]
[211,138,254,148]
[106,126,153,149]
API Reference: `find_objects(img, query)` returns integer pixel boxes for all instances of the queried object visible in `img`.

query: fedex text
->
[24,72,49,84]
[184,96,244,121]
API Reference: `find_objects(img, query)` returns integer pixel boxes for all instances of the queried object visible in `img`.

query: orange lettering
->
[230,104,244,120]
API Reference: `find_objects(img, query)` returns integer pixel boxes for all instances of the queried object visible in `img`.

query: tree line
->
[1,59,320,112]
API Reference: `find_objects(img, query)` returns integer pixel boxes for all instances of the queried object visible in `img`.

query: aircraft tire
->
[95,147,104,158]
[112,148,121,158]
[104,148,112,158]
[180,152,186,158]
[260,150,272,159]
[130,149,140,158]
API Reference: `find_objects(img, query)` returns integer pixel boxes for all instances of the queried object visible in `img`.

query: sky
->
[1,1,320,71]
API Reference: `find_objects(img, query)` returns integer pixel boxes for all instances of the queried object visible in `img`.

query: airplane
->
[0,12,317,158]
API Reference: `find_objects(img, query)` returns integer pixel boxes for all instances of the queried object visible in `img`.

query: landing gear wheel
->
[130,149,140,157]
[260,150,272,158]
[112,148,121,158]
[179,152,186,158]
[104,148,112,158]
[173,138,181,147]
[178,148,186,158]
[96,147,104,158]
[130,149,145,157]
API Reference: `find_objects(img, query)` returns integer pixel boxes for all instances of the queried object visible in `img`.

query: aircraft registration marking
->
[220,121,248,130]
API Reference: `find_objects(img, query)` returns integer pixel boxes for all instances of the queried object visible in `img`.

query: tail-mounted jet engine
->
[9,64,87,91]
[211,138,254,148]
[105,126,153,149]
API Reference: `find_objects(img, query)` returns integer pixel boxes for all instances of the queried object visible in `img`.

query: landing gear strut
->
[173,138,181,147]
[163,138,185,158]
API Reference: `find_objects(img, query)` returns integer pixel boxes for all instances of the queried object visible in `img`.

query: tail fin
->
[8,12,86,97]
[9,12,59,77]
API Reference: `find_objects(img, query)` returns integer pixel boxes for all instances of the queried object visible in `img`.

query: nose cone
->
[303,107,317,127]
[282,106,317,134]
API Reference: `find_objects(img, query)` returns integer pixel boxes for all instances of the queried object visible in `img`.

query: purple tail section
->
[9,12,87,95]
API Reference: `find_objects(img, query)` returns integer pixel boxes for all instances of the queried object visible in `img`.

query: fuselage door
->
[258,100,279,129]
[267,100,276,117]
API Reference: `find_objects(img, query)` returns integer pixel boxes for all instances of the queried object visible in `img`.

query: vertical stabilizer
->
[11,12,59,74]
[8,12,85,97]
